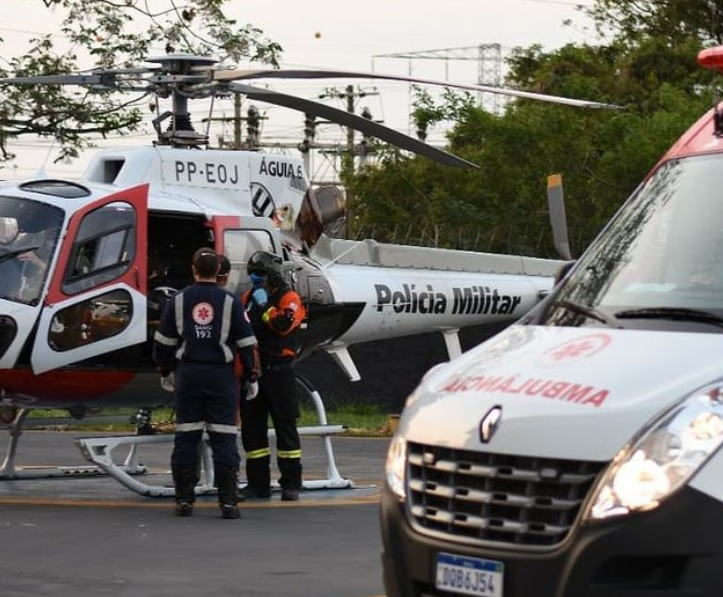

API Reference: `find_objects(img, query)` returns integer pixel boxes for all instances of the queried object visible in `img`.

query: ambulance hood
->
[401,325,723,461]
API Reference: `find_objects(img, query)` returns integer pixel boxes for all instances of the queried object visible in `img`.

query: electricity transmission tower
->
[372,43,507,114]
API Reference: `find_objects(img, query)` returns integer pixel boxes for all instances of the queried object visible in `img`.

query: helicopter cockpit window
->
[62,201,136,296]
[223,229,276,294]
[0,196,64,305]
[49,289,133,351]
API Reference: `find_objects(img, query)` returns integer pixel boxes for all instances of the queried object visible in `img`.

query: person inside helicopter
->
[0,204,63,304]
[16,224,58,301]
[0,216,22,299]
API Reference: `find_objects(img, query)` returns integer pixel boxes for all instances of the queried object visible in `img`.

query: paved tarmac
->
[0,431,391,597]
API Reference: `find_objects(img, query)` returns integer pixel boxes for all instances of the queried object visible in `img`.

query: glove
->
[252,287,268,306]
[246,381,259,401]
[160,372,175,392]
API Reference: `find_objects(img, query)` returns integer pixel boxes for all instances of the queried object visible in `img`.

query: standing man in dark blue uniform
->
[240,251,307,501]
[153,248,257,519]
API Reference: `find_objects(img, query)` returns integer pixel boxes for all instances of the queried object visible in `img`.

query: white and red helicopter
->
[0,55,602,495]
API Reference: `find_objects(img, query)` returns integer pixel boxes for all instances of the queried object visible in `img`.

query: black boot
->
[279,457,302,502]
[241,456,271,500]
[172,467,198,517]
[216,468,240,520]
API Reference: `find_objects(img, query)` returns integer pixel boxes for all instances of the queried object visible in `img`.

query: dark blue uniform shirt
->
[153,281,256,375]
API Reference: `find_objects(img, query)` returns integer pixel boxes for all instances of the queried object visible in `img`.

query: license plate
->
[435,552,504,597]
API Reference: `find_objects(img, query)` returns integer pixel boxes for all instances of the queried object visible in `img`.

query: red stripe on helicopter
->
[1,369,135,404]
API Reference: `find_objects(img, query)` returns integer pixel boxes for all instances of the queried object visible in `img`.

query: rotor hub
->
[146,54,218,76]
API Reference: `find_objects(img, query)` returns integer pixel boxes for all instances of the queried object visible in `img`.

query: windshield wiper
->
[552,300,622,328]
[0,246,39,265]
[615,307,723,329]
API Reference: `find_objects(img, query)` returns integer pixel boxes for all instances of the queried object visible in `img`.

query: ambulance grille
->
[406,442,606,547]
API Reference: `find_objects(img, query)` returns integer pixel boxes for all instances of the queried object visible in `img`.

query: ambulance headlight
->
[385,434,407,499]
[586,383,723,520]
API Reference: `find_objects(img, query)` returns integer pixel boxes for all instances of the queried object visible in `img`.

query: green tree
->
[499,39,713,252]
[0,0,281,163]
[348,2,719,258]
[584,0,723,46]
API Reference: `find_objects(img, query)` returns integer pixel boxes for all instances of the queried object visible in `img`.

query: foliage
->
[30,404,393,436]
[347,3,720,257]
[411,86,476,141]
[4,0,722,256]
[584,0,723,47]
[0,0,282,163]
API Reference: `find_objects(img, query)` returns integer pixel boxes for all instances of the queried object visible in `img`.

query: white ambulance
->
[381,46,723,597]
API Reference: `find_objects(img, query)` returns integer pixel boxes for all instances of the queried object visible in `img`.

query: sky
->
[1,0,599,180]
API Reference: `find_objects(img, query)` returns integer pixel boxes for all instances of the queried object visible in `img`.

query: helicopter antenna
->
[205,93,216,142]
[32,127,62,179]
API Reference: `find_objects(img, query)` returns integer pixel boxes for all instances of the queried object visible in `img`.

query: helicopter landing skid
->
[75,421,351,498]
[74,379,353,497]
[1,378,353,497]
[0,408,148,481]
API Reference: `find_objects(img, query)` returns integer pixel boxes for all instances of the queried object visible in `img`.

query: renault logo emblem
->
[479,406,502,443]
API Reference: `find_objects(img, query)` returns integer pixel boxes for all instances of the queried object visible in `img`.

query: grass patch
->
[300,402,392,437]
[26,403,395,437]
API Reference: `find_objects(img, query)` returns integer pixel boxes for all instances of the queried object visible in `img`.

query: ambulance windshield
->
[0,197,64,305]
[550,154,723,329]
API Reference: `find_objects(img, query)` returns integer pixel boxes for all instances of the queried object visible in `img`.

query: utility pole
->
[233,92,242,149]
[205,90,243,149]
[319,85,379,180]
[318,84,380,239]
[207,96,263,150]
[358,106,373,169]
[345,85,355,181]
[246,106,260,149]
[298,113,317,174]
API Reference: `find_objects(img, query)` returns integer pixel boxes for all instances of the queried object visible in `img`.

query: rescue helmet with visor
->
[247,251,284,287]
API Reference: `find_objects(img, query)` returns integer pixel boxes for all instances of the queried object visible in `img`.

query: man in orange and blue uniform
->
[240,251,307,501]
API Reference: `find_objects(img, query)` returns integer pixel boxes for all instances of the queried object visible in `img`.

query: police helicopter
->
[0,54,598,494]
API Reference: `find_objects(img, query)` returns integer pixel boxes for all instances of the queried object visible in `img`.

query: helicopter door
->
[209,215,281,295]
[31,184,148,374]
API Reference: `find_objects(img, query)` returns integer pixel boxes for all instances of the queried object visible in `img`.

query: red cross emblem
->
[192,302,214,325]
[537,333,611,367]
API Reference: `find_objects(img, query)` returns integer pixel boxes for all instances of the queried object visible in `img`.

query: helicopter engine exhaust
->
[296,185,346,247]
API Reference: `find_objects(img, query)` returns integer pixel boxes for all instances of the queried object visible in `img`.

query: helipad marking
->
[0,493,381,509]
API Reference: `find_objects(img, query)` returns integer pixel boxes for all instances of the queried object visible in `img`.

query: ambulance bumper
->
[380,482,723,597]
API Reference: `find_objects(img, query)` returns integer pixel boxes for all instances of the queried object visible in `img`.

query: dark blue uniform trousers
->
[171,362,240,498]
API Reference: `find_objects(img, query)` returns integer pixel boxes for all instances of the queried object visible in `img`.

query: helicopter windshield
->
[0,196,64,305]
[547,154,723,331]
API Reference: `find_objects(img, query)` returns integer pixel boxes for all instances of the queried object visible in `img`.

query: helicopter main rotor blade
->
[216,68,620,110]
[0,72,206,89]
[0,74,110,86]
[228,82,479,170]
